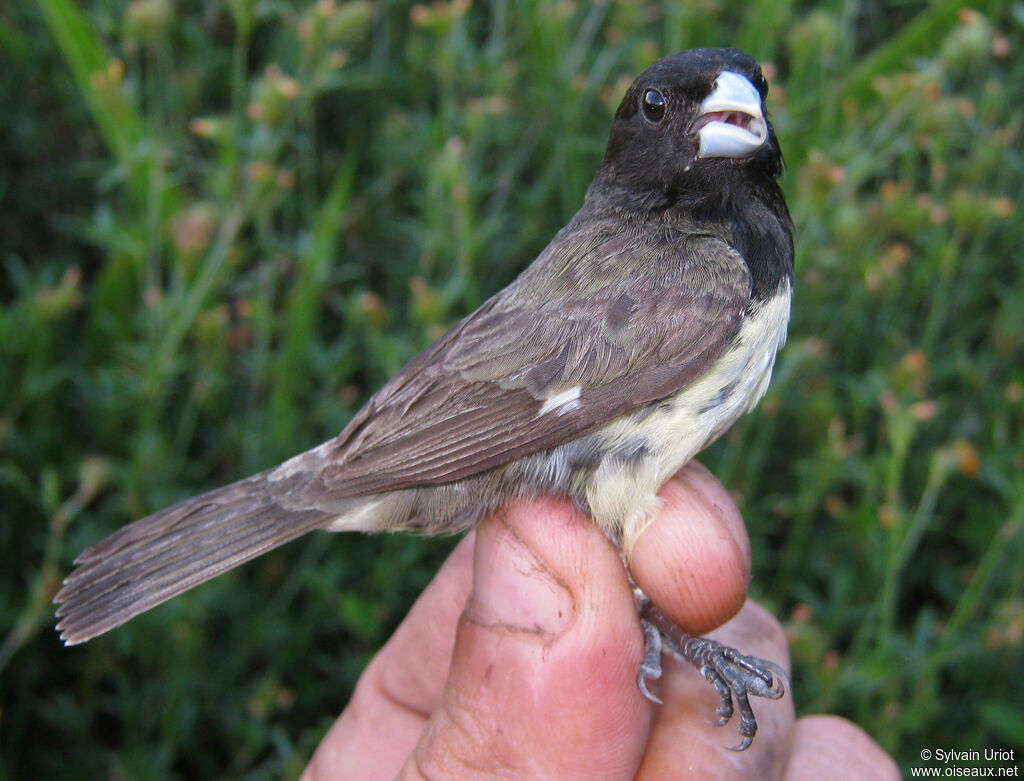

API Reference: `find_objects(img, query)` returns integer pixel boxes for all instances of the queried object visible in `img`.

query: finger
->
[302,534,476,781]
[404,496,652,780]
[307,463,754,779]
[637,600,795,779]
[630,460,751,635]
[785,715,900,781]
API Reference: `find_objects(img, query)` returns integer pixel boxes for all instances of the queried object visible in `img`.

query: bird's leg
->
[632,588,789,751]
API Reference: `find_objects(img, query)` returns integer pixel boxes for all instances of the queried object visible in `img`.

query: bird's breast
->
[577,278,792,548]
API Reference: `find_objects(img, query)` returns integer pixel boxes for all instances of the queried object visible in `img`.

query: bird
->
[55,47,794,749]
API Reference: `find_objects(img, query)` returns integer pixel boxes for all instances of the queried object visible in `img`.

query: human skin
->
[302,461,899,780]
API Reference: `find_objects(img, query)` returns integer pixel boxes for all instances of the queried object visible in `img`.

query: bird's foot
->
[634,591,789,751]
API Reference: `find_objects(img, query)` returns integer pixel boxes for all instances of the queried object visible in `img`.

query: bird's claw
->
[637,618,664,704]
[636,596,790,751]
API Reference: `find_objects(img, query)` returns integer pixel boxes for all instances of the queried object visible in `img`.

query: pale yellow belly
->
[583,280,791,550]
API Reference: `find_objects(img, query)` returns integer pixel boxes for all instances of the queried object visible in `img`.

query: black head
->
[589,48,785,213]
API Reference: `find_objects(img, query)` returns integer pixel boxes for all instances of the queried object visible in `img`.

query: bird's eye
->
[641,88,666,123]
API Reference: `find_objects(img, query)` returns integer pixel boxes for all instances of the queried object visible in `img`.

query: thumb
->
[402,496,651,780]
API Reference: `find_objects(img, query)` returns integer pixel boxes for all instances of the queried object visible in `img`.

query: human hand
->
[302,461,898,780]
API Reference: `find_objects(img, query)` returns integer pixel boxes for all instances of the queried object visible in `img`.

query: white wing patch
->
[268,439,334,482]
[538,386,582,416]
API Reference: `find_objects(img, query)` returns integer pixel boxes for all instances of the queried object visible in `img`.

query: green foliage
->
[2,0,1022,776]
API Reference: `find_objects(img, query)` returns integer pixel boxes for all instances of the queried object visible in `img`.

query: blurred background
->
[2,0,1022,777]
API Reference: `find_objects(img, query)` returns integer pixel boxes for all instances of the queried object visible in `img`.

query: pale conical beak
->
[691,70,768,159]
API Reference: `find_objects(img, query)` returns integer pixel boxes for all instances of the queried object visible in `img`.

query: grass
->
[2,0,1022,777]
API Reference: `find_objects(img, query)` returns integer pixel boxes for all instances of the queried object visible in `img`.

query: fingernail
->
[465,510,574,638]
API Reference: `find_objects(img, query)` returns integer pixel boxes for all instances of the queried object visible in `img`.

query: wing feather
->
[306,217,751,498]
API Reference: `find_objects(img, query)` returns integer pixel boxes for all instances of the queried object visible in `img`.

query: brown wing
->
[308,218,752,497]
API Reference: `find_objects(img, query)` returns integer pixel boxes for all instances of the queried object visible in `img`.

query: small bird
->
[56,47,794,749]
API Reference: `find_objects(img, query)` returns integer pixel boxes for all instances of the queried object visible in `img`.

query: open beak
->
[690,70,768,159]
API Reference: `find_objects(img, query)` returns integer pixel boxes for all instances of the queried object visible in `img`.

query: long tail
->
[54,469,336,645]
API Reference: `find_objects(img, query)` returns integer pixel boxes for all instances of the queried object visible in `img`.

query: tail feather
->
[54,470,333,645]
